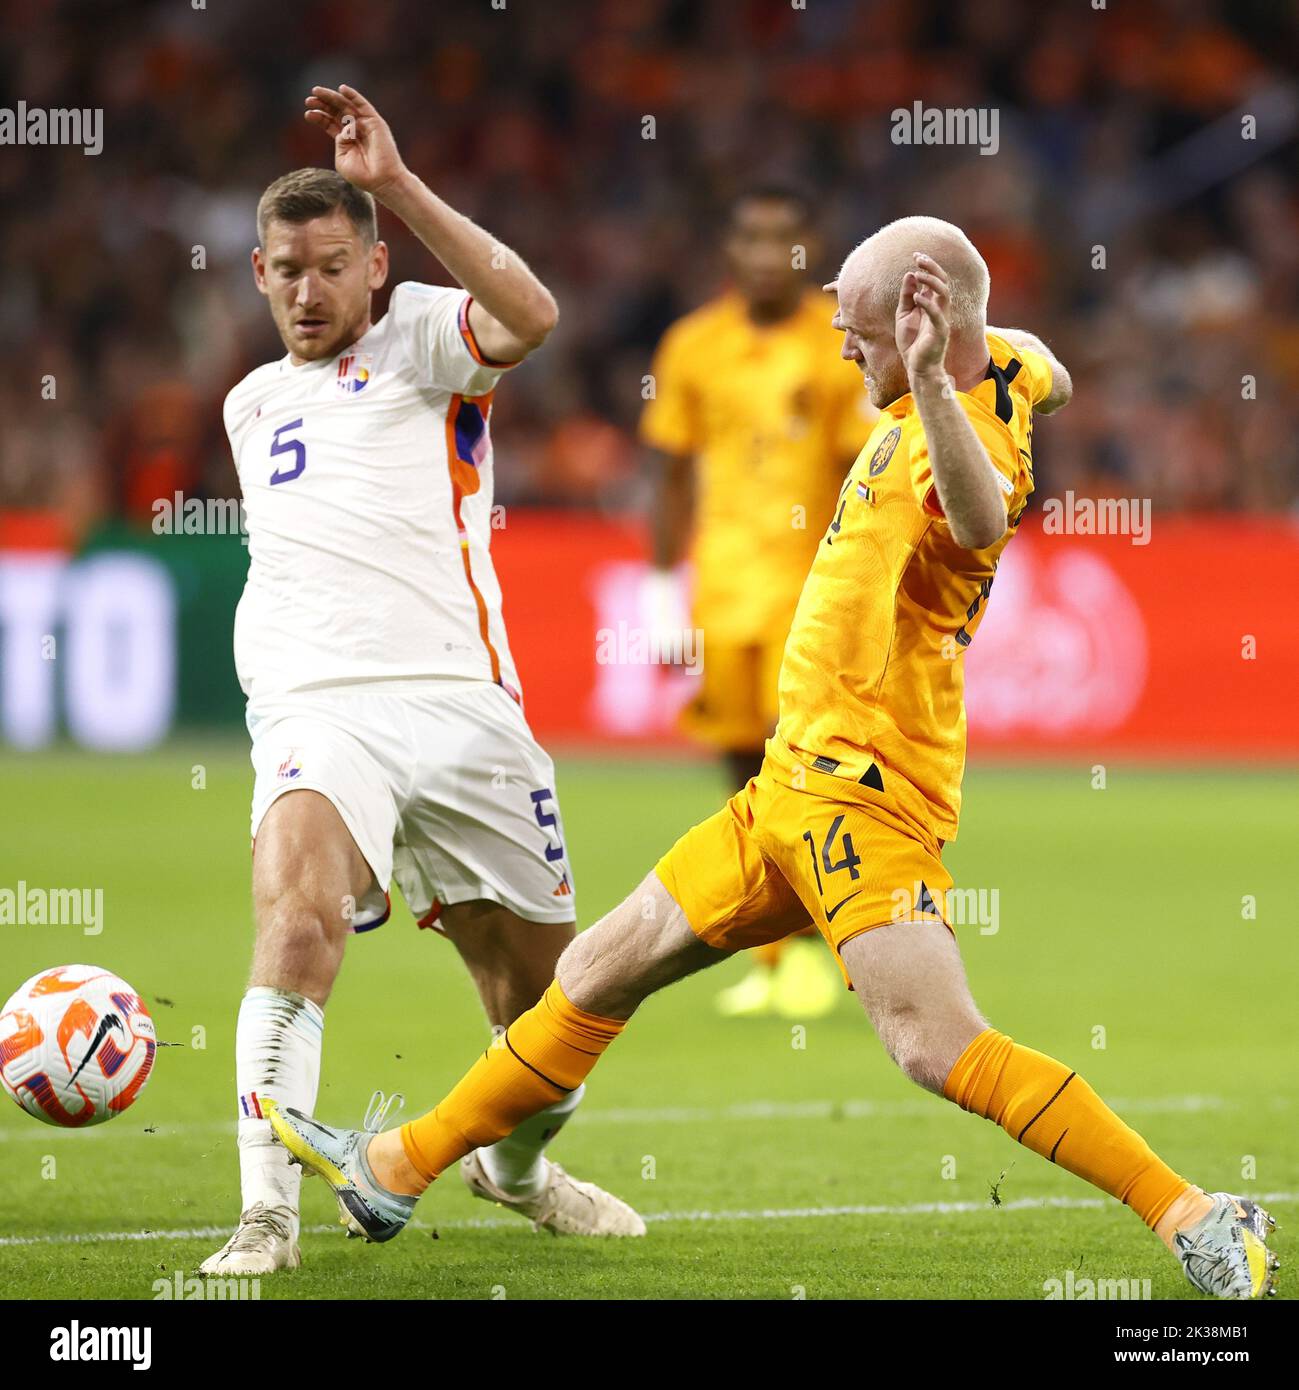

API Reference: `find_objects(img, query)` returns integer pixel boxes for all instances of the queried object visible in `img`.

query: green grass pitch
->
[0,743,1293,1300]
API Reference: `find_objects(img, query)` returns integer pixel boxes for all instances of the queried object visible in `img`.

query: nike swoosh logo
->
[68,1012,124,1085]
[825,891,861,923]
[294,1113,340,1140]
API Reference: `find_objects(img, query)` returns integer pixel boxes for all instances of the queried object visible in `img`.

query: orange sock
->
[400,981,625,1183]
[944,1028,1190,1229]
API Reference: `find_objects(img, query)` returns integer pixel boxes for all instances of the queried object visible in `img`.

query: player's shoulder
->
[222,360,283,437]
[962,333,1042,431]
[386,281,472,347]
[984,333,1051,410]
[388,280,467,315]
[383,280,473,363]
[225,359,282,398]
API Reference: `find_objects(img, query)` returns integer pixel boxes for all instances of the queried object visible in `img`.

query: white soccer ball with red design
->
[0,965,156,1127]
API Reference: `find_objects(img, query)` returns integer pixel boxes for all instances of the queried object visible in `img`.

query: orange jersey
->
[774,334,1053,842]
[640,290,874,640]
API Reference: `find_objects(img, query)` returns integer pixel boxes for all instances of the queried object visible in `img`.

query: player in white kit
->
[200,84,643,1275]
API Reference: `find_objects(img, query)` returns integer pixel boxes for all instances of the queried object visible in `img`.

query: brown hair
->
[256,168,377,247]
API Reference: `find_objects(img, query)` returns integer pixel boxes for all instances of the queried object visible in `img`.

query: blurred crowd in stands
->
[2,0,1298,548]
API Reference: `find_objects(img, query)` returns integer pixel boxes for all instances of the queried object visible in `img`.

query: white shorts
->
[247,679,576,931]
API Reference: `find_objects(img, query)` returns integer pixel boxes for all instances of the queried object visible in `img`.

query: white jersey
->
[224,281,521,701]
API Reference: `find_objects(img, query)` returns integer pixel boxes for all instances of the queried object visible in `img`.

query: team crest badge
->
[336,352,372,394]
[868,426,902,477]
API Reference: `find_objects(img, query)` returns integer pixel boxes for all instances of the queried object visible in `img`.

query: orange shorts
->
[655,738,953,984]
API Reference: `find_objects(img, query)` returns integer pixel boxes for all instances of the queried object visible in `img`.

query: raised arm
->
[305,84,557,364]
[899,254,1007,551]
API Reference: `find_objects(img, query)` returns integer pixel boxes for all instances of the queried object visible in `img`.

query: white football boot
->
[461,1151,646,1237]
[198,1201,301,1275]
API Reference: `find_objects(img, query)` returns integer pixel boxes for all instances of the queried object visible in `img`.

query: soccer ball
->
[0,964,156,1127]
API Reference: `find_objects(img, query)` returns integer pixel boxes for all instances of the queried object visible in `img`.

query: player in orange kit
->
[641,186,874,1019]
[269,216,1278,1300]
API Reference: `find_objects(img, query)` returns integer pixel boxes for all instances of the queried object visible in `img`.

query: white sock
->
[478,1083,586,1198]
[235,987,324,1238]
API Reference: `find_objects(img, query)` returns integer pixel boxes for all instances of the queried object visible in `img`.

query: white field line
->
[1,1192,1295,1249]
[0,1092,1233,1145]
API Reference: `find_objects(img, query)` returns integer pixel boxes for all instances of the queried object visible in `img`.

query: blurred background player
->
[639,186,876,1019]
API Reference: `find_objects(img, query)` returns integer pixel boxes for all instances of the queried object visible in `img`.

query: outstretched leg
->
[376,874,724,1193]
[840,918,1278,1298]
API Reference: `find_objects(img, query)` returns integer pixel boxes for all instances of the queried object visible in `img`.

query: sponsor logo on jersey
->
[336,352,372,394]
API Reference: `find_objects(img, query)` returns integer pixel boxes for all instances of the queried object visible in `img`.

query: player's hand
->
[896,252,951,383]
[304,84,408,200]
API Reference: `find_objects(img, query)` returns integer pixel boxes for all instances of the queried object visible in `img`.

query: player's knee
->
[555,880,679,1017]
[895,1047,950,1096]
[874,1006,958,1095]
[554,931,594,986]
[554,923,636,1016]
